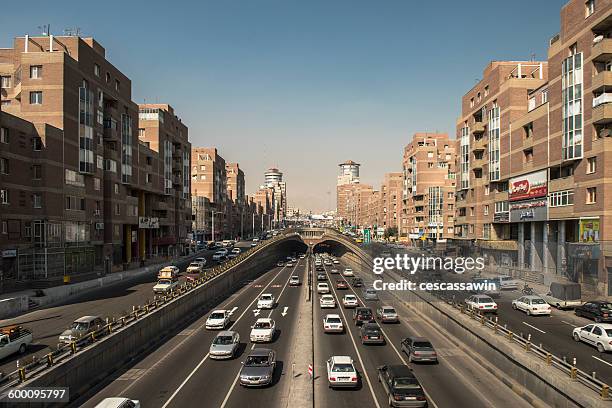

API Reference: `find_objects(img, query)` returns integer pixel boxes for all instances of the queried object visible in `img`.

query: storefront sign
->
[493,212,509,223]
[2,249,17,258]
[509,198,547,223]
[579,218,600,243]
[138,217,159,229]
[509,170,547,202]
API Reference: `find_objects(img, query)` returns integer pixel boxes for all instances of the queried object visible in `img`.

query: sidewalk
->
[0,250,205,319]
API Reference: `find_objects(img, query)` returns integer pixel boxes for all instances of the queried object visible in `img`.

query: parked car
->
[206,310,231,330]
[512,296,552,316]
[320,294,336,308]
[0,325,32,359]
[289,275,301,286]
[59,316,104,345]
[336,279,349,290]
[353,307,373,326]
[317,283,330,294]
[342,294,359,308]
[360,321,385,344]
[363,287,379,301]
[377,364,427,407]
[575,301,612,323]
[323,314,344,333]
[352,277,364,287]
[540,282,583,309]
[257,294,275,309]
[464,294,498,314]
[209,331,240,359]
[401,337,438,363]
[239,348,276,387]
[250,318,276,342]
[376,306,399,323]
[572,324,612,353]
[326,356,358,388]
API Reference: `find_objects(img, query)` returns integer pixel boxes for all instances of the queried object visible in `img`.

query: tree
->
[384,227,398,240]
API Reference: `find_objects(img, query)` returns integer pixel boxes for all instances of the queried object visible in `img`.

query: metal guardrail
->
[0,232,298,391]
[429,290,611,401]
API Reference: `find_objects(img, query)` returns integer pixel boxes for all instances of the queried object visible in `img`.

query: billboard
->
[509,170,547,202]
[138,216,160,229]
[579,218,600,243]
[509,198,547,223]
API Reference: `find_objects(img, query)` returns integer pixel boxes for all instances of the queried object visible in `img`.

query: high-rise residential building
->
[380,172,403,235]
[336,160,361,221]
[226,163,246,238]
[263,167,286,227]
[138,104,191,257]
[401,133,458,244]
[0,35,191,289]
[191,147,227,241]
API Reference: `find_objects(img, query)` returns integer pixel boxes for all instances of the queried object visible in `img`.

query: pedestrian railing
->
[0,232,298,391]
[428,290,611,400]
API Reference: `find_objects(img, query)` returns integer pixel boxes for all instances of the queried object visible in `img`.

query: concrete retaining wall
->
[0,296,29,318]
[16,243,296,406]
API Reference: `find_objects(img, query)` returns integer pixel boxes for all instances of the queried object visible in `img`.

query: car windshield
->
[189,263,199,267]
[332,363,354,372]
[322,296,333,300]
[413,341,433,348]
[158,279,171,285]
[600,303,612,309]
[366,289,376,294]
[383,308,396,313]
[254,322,271,329]
[393,378,421,389]
[260,295,272,301]
[358,310,372,316]
[478,297,493,303]
[531,299,546,305]
[345,296,356,301]
[70,322,89,331]
[365,327,380,335]
[245,355,270,366]
[291,276,299,280]
[327,318,341,324]
[213,335,233,345]
[210,312,225,319]
[605,329,612,337]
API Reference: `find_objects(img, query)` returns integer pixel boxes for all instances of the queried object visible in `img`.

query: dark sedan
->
[575,301,612,323]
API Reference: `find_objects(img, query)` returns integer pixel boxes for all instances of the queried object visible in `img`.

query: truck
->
[153,276,180,294]
[540,282,583,309]
[158,266,179,280]
[0,325,33,359]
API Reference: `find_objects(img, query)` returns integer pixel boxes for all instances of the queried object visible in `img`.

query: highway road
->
[79,252,308,408]
[0,242,251,377]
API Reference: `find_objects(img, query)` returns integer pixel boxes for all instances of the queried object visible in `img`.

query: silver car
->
[209,331,240,360]
[363,288,379,301]
[239,348,276,387]
[59,316,104,344]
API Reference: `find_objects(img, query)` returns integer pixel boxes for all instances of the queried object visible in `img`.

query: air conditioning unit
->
[95,222,104,230]
[599,128,611,138]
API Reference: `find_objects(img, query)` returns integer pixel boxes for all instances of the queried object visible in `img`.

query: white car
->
[465,294,498,314]
[250,318,276,342]
[206,310,231,330]
[195,257,207,267]
[94,398,141,408]
[231,248,241,254]
[572,323,612,353]
[320,294,336,308]
[342,294,359,308]
[212,250,228,261]
[326,356,358,388]
[257,293,275,309]
[153,278,179,294]
[494,275,520,290]
[317,283,330,294]
[342,268,354,277]
[512,295,551,316]
[323,314,344,333]
[186,262,203,274]
[333,259,340,264]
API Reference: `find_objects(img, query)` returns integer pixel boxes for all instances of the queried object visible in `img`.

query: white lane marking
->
[281,306,289,317]
[323,265,381,408]
[160,264,289,408]
[592,355,612,367]
[229,307,238,316]
[219,260,302,408]
[522,321,546,334]
[561,320,577,327]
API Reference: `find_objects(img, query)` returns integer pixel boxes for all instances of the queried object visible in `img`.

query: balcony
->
[472,158,486,169]
[471,121,485,135]
[455,215,467,224]
[477,240,518,251]
[549,175,574,192]
[172,175,182,186]
[592,38,612,63]
[472,138,486,151]
[155,201,167,210]
[103,118,119,140]
[592,102,612,125]
[592,71,612,93]
[522,136,534,149]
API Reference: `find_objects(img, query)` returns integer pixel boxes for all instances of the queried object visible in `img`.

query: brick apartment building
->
[0,35,191,290]
[401,133,458,244]
[226,162,247,238]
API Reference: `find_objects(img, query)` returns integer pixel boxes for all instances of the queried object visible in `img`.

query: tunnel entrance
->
[313,240,353,258]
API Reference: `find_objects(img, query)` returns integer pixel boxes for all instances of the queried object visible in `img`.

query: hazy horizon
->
[1,0,565,212]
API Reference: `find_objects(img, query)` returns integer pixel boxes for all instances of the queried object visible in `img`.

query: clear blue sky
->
[1,0,567,212]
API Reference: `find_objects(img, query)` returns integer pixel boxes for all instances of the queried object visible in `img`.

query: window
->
[32,137,42,151]
[146,156,152,165]
[97,109,104,125]
[484,205,489,216]
[470,98,474,108]
[33,165,42,179]
[0,127,8,144]
[115,203,120,215]
[427,152,434,158]
[33,194,42,208]
[549,190,574,207]
[114,225,120,236]
[483,223,491,239]
[29,65,42,79]
[97,155,103,169]
[523,123,533,139]
[586,0,595,17]
[0,76,11,88]
[200,165,206,171]
[94,64,100,77]
[104,159,117,173]
[469,207,475,216]
[484,85,489,97]
[494,201,509,213]
[114,183,119,195]
[65,169,85,187]
[106,72,111,83]
[587,187,597,204]
[528,96,536,111]
[477,92,481,102]
[468,224,474,234]
[25,222,31,238]
[94,177,101,191]
[0,158,9,174]
[484,185,490,195]
[65,196,85,211]
[1,221,6,234]
[200,174,206,180]
[139,128,145,138]
[29,91,43,104]
[146,173,152,183]
[428,162,434,168]
[587,157,596,174]
[1,189,8,205]
[523,148,533,163]
[541,89,548,104]
[115,80,120,91]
